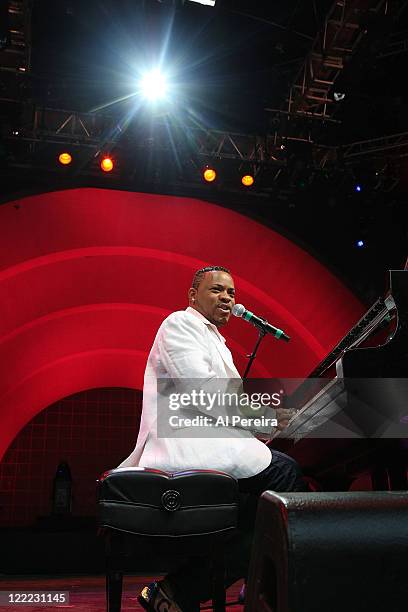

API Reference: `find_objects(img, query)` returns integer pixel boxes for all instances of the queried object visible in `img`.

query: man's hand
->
[238,403,266,418]
[275,408,297,431]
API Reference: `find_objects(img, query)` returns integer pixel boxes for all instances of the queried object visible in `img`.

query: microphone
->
[232,304,290,342]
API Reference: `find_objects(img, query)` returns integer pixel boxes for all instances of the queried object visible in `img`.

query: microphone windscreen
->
[232,303,245,317]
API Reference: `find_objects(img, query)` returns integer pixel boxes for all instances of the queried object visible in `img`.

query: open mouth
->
[217,305,231,313]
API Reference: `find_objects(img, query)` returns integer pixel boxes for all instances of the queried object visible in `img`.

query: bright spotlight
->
[188,0,216,6]
[101,156,114,172]
[355,184,362,192]
[140,70,168,101]
[356,240,365,248]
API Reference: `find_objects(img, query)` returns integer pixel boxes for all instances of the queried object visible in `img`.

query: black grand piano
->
[270,269,408,491]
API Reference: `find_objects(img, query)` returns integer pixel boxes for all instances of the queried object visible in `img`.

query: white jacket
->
[118,307,271,478]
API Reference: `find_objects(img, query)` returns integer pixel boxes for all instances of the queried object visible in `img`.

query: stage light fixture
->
[140,69,168,101]
[356,240,365,248]
[203,166,217,183]
[101,156,114,172]
[58,152,72,166]
[355,184,362,192]
[241,174,254,187]
[188,0,216,5]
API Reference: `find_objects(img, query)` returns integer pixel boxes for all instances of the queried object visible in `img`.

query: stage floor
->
[0,575,244,611]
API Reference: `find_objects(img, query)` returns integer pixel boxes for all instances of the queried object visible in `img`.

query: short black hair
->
[191,266,231,290]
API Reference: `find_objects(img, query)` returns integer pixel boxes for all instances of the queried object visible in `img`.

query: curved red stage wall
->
[0,188,364,460]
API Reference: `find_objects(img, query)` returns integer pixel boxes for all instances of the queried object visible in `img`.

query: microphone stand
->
[243,328,266,379]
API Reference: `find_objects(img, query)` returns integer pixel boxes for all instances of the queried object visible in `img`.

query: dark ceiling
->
[1,0,408,302]
[27,0,407,137]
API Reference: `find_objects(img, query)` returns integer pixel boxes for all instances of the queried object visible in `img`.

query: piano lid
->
[273,270,408,440]
[309,270,401,379]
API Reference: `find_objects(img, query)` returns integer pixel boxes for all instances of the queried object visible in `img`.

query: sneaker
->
[138,580,184,612]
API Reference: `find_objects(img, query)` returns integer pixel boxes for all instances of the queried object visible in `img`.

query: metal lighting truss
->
[0,0,32,74]
[281,0,406,121]
[6,106,408,172]
[342,131,408,159]
[12,106,287,167]
[378,28,408,57]
[339,132,408,192]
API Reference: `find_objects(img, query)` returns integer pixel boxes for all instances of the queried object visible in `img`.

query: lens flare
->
[140,70,168,101]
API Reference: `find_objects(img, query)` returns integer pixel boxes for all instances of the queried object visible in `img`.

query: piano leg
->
[372,463,407,490]
[371,440,408,491]
[388,460,408,490]
[371,465,391,490]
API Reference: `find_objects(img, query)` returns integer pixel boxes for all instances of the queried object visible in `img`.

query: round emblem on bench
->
[161,489,182,511]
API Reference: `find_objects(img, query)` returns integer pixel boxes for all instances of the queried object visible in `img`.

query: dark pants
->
[168,449,308,610]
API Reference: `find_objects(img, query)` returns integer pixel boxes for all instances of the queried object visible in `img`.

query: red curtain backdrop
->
[0,188,364,461]
[0,388,141,526]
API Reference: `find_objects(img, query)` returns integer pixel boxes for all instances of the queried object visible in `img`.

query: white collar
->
[186,306,227,343]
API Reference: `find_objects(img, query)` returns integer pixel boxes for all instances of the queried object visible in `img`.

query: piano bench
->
[245,491,408,612]
[96,467,239,612]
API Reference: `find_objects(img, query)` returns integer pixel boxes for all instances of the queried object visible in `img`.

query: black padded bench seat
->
[97,467,239,612]
[98,466,239,538]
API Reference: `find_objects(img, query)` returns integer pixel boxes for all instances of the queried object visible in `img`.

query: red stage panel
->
[0,189,364,460]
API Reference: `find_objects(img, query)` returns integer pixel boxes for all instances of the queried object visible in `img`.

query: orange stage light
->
[203,166,217,183]
[58,152,72,165]
[101,157,114,172]
[241,174,254,187]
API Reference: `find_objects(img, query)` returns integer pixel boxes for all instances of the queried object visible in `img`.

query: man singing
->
[118,265,306,611]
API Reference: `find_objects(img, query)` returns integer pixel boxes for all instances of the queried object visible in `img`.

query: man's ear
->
[188,287,197,304]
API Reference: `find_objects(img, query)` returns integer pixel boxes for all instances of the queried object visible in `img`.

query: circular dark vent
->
[161,489,182,512]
